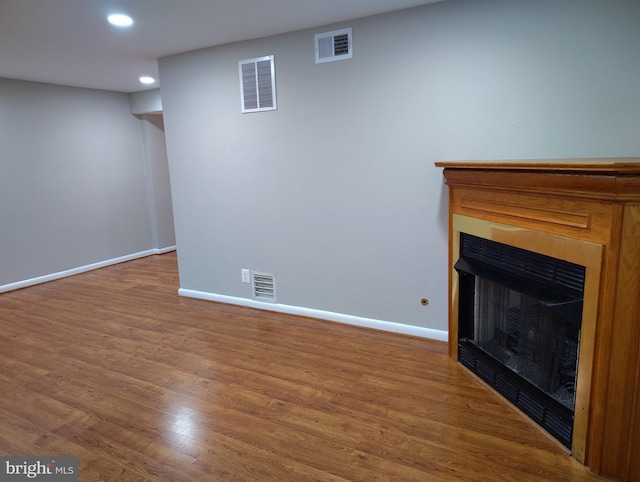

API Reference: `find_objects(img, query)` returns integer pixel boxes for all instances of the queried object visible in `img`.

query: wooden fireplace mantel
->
[435,158,640,482]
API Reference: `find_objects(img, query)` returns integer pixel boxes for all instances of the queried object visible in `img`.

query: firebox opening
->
[455,233,586,449]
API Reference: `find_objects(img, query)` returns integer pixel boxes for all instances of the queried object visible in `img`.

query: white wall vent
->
[252,271,276,303]
[315,28,353,64]
[239,55,277,113]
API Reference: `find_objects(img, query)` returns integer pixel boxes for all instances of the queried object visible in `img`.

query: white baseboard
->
[156,245,177,255]
[179,288,449,342]
[0,246,177,293]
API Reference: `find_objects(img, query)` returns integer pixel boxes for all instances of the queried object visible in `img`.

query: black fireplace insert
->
[455,233,585,449]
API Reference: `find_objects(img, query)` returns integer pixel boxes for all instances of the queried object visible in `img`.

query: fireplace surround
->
[436,159,640,482]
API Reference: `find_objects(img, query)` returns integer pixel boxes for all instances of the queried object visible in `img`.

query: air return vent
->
[239,55,277,113]
[315,28,352,64]
[252,272,276,303]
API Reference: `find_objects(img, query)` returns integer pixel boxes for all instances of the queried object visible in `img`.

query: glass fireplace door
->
[471,277,579,411]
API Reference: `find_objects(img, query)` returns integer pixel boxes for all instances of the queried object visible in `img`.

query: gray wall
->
[0,78,172,288]
[139,114,176,251]
[159,0,640,332]
[130,89,162,115]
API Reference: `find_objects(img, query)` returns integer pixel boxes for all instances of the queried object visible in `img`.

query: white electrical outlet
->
[241,269,251,284]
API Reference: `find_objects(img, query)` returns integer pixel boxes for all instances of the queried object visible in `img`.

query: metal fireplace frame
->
[451,214,603,461]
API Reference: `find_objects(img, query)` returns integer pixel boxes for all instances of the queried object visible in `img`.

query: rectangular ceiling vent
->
[239,55,277,113]
[315,28,352,64]
[252,271,276,303]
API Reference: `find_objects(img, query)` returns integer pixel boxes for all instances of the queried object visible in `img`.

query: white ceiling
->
[0,0,443,93]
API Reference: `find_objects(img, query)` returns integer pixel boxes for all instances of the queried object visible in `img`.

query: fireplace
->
[446,212,603,461]
[455,232,585,448]
[436,159,640,481]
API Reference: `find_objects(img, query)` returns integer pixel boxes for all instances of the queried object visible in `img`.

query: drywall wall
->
[129,89,176,253]
[159,0,640,333]
[0,78,160,287]
[139,114,176,251]
[130,89,162,115]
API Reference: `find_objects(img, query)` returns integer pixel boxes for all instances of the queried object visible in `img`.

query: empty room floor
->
[0,253,606,481]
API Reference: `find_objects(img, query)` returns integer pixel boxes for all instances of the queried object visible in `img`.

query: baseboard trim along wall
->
[155,246,177,255]
[0,246,177,293]
[179,288,449,342]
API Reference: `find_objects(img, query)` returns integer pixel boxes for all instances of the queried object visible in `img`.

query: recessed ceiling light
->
[139,76,156,85]
[107,14,133,27]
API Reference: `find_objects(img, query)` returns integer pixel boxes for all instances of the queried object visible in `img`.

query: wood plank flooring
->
[0,253,608,481]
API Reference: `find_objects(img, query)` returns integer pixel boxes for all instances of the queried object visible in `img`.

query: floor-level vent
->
[252,272,276,303]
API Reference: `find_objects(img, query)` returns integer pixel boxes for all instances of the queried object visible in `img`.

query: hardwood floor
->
[0,253,607,481]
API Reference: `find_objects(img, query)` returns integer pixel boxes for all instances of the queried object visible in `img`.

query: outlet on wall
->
[241,269,251,284]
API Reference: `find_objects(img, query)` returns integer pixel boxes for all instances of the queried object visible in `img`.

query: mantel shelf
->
[436,158,640,202]
[435,158,640,172]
